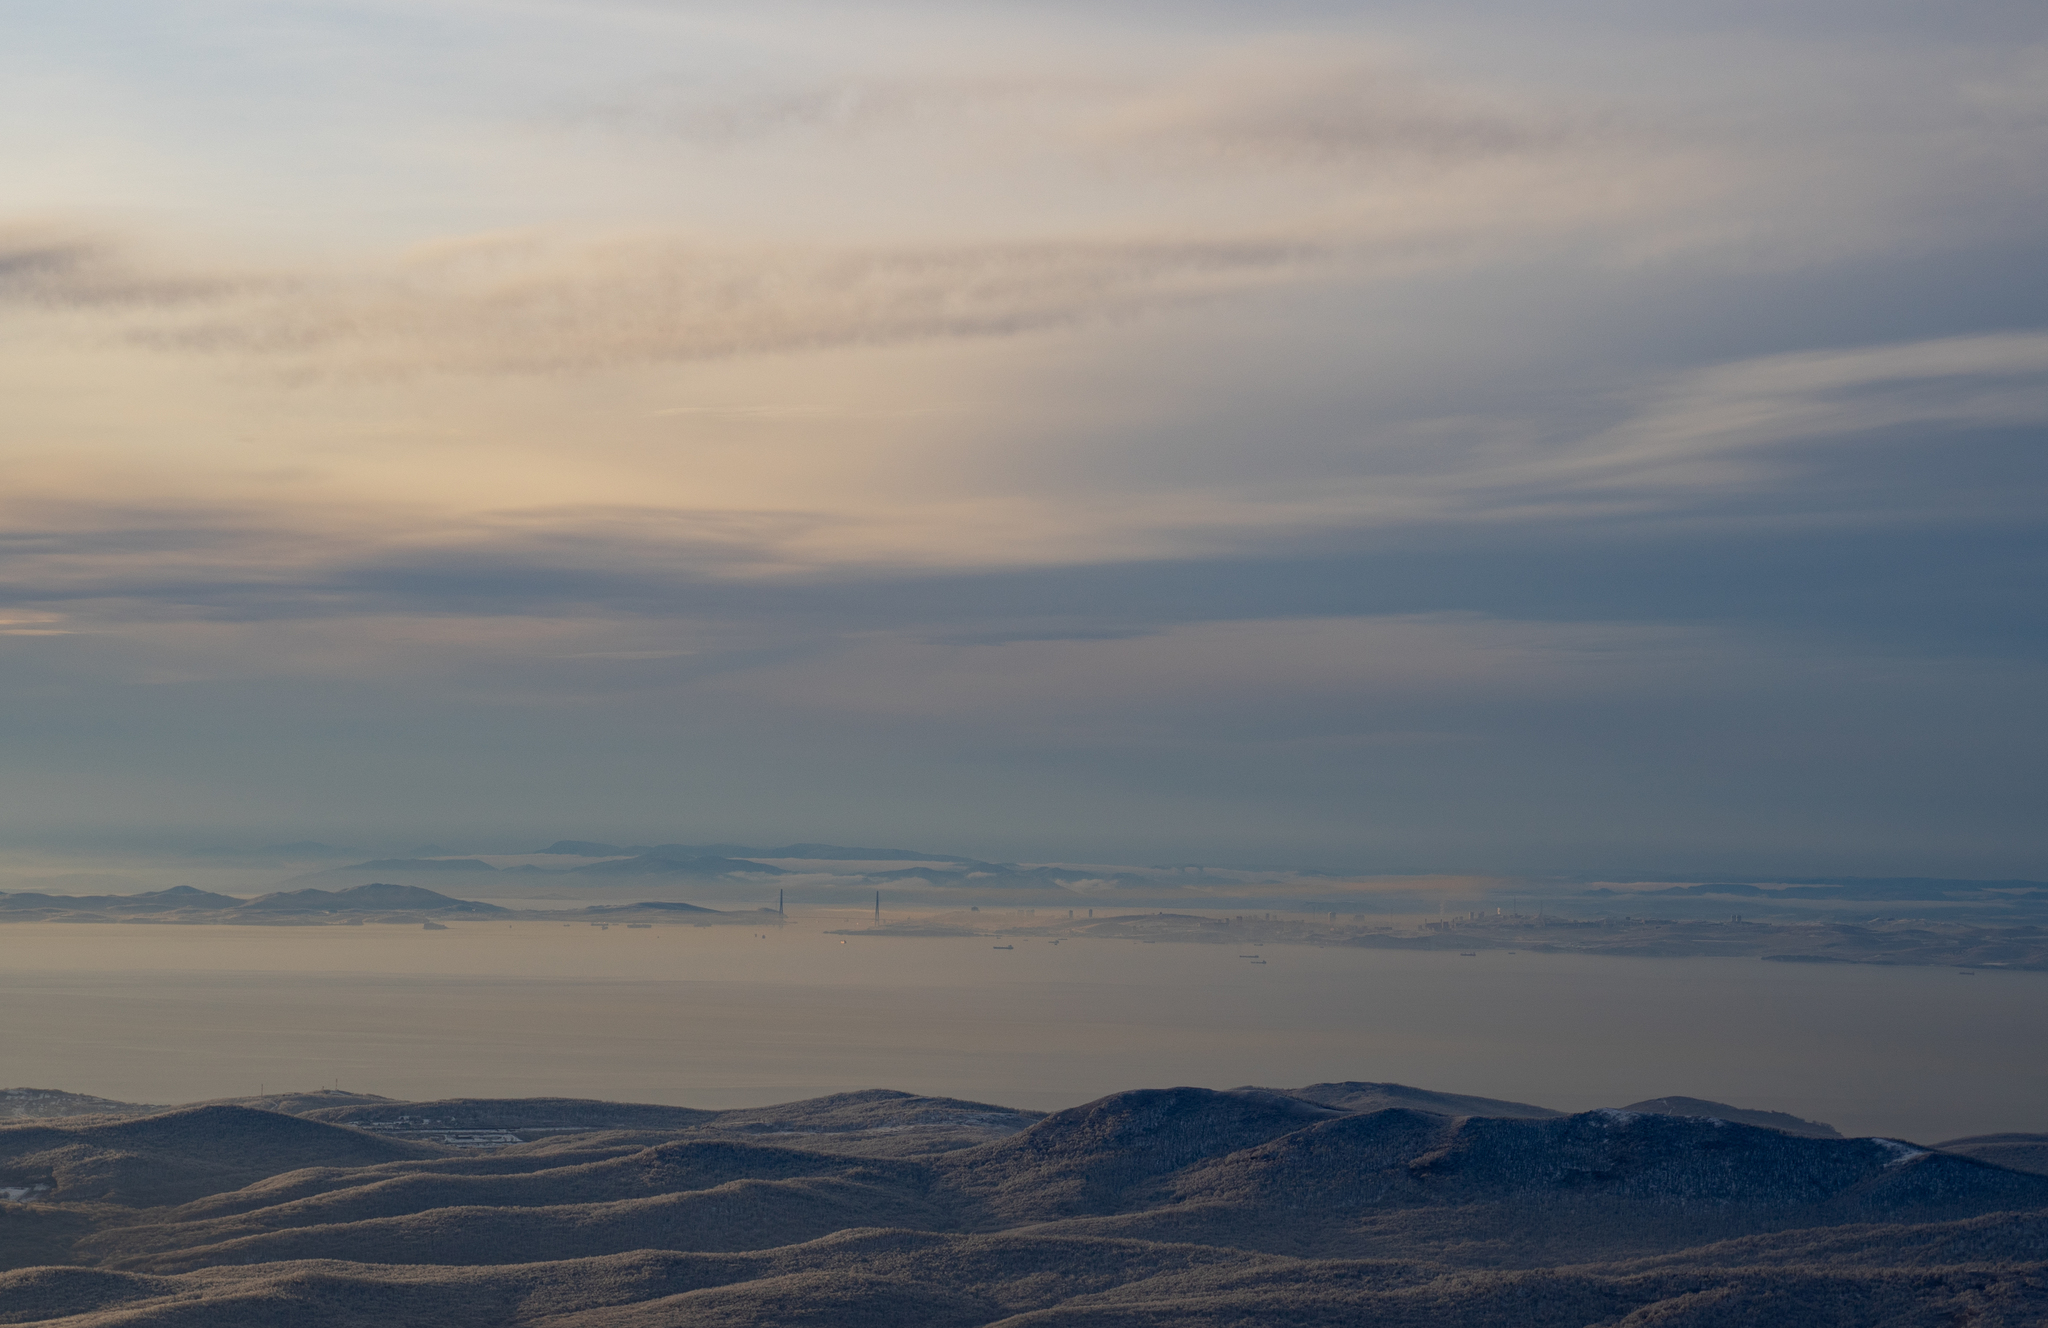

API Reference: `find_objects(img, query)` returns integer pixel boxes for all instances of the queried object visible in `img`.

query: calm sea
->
[2,916,2039,1142]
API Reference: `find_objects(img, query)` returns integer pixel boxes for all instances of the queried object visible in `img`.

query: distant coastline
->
[2,881,2042,970]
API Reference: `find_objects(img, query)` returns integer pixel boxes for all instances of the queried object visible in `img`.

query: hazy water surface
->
[2,918,2040,1142]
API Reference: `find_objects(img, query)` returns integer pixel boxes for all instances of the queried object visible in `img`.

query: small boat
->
[1238,954,1260,958]
[1460,952,1477,957]
[993,944,1014,950]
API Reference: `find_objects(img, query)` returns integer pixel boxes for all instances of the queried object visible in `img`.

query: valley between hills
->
[3,1081,2046,1325]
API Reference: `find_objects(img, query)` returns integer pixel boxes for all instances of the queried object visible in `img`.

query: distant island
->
[2,1080,2043,1324]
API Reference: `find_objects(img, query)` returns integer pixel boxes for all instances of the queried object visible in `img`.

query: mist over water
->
[4,918,2037,1143]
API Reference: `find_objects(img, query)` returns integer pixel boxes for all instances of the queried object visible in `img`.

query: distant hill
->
[7,886,2047,970]
[1936,1133,2048,1176]
[292,841,1176,897]
[584,900,721,915]
[2,1082,2044,1323]
[0,885,747,925]
[300,846,819,883]
[1,1089,164,1122]
[568,853,789,877]
[297,1096,723,1134]
[1603,876,2048,901]
[240,883,507,914]
[1277,1081,1563,1120]
[0,1104,436,1208]
[536,841,970,863]
[0,885,246,913]
[332,857,501,873]
[1619,1096,1842,1138]
[936,1087,1345,1222]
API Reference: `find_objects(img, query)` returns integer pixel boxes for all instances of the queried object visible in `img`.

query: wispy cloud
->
[0,224,255,308]
[0,40,1717,378]
[1085,51,1599,166]
[580,47,1595,167]
[1512,333,2048,503]
[0,222,1359,375]
[4,326,2036,650]
[0,181,1688,379]
[140,232,1334,376]
[571,71,1089,146]
[0,501,826,620]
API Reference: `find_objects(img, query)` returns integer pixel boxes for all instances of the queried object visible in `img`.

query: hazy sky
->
[2,0,2044,874]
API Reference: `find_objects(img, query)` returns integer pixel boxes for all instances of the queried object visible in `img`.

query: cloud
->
[1509,333,2048,505]
[0,180,1681,380]
[139,231,1335,376]
[0,222,1354,376]
[0,224,254,308]
[0,22,2040,638]
[0,611,71,636]
[1123,331,2048,538]
[1086,51,1598,166]
[708,613,1716,741]
[573,72,1088,146]
[0,500,827,622]
[1,320,2039,649]
[0,43,1726,378]
[583,47,1592,168]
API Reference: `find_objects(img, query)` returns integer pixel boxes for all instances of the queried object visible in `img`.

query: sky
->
[1,0,2044,875]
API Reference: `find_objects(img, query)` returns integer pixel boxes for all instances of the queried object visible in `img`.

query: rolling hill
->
[1,1084,2042,1324]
